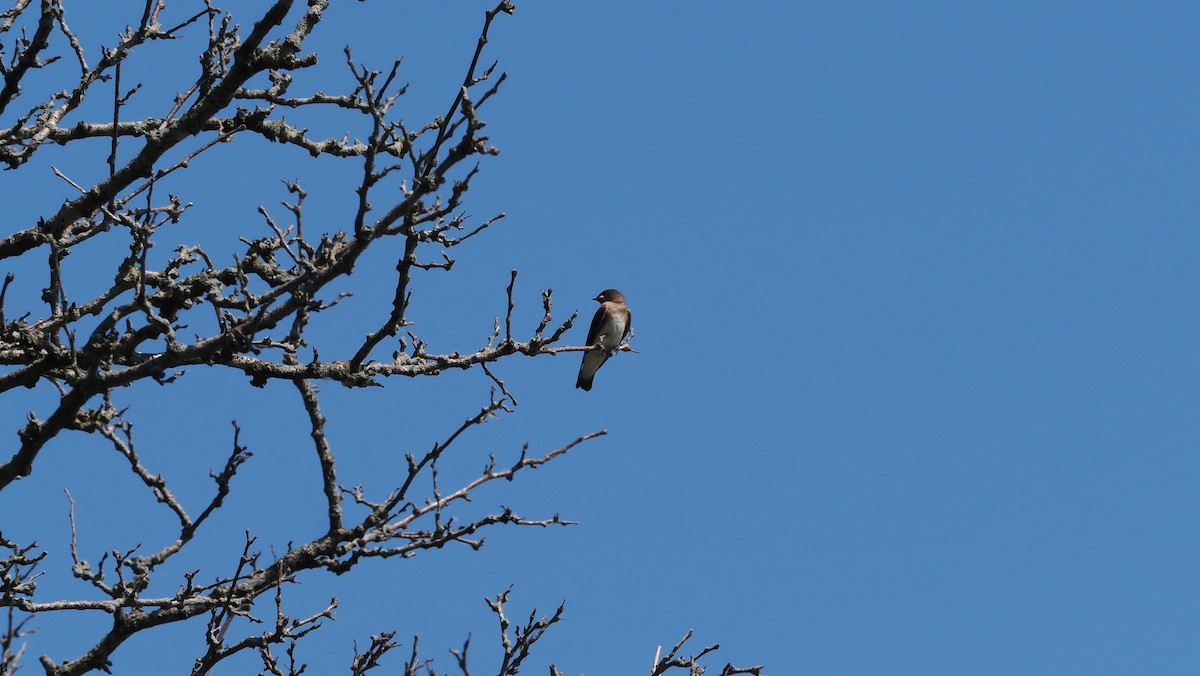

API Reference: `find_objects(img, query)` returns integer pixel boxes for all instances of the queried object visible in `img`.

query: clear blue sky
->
[2,1,1198,674]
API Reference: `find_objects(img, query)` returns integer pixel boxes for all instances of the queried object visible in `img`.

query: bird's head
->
[594,289,625,304]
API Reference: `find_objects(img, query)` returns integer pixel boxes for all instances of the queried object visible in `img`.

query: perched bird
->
[576,289,632,391]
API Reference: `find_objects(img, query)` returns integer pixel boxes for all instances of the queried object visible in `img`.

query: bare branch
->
[649,630,764,676]
[486,589,565,676]
[350,631,399,675]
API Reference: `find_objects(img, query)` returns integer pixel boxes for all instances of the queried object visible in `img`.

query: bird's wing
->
[585,305,606,346]
[622,308,632,342]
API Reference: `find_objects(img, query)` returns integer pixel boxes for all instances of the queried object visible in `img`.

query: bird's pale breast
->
[597,304,628,348]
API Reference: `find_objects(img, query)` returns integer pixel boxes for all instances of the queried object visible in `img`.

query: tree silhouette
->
[0,1,760,673]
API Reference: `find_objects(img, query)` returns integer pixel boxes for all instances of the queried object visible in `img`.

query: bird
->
[576,289,632,391]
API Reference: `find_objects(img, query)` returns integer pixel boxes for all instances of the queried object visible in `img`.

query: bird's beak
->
[593,295,603,302]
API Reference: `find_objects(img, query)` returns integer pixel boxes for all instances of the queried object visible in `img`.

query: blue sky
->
[2,1,1199,674]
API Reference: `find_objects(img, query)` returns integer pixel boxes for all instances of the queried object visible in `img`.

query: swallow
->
[576,289,632,391]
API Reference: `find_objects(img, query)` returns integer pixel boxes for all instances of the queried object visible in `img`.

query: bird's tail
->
[575,373,593,391]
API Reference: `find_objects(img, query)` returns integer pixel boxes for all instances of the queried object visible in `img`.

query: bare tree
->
[0,1,761,674]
